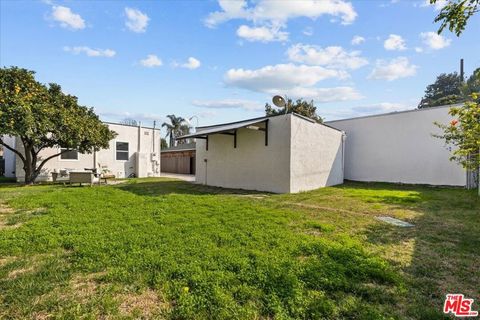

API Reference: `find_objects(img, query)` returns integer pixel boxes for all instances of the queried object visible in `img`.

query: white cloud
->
[97,108,164,123]
[205,0,357,27]
[51,6,85,30]
[225,63,348,92]
[139,54,162,67]
[303,27,314,36]
[383,34,406,51]
[176,57,201,69]
[287,44,368,70]
[280,86,363,102]
[351,35,365,45]
[351,102,410,114]
[323,102,410,120]
[415,47,424,53]
[420,31,451,50]
[224,63,360,103]
[368,57,417,81]
[421,0,448,10]
[192,99,264,111]
[125,7,149,33]
[236,25,288,42]
[63,46,116,57]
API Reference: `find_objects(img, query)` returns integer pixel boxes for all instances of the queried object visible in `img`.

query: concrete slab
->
[160,173,196,182]
[376,216,415,227]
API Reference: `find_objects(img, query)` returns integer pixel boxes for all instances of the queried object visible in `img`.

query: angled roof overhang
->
[177,116,269,149]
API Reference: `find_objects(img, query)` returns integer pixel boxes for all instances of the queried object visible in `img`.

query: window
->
[116,142,129,160]
[60,148,78,160]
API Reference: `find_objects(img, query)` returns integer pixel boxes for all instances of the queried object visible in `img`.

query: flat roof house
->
[178,113,345,193]
[2,122,162,182]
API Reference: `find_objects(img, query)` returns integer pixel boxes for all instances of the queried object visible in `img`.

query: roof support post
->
[206,136,209,151]
[265,119,269,146]
[234,130,237,148]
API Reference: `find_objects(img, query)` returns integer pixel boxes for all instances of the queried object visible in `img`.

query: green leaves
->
[0,66,117,183]
[265,98,323,123]
[435,98,480,170]
[432,0,479,36]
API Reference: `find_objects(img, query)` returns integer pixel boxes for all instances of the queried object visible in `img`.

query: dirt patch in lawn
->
[0,203,15,214]
[7,266,35,279]
[118,289,169,318]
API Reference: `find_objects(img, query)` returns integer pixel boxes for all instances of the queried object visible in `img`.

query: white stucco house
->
[178,113,346,193]
[2,122,161,182]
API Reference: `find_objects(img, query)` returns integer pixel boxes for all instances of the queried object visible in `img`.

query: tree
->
[161,114,186,147]
[432,0,479,36]
[418,69,480,108]
[176,124,191,145]
[160,138,168,150]
[418,72,464,108]
[435,96,480,194]
[0,67,116,184]
[265,98,323,123]
[120,118,138,126]
[465,68,480,100]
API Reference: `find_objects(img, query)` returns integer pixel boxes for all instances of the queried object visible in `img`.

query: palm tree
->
[162,114,186,147]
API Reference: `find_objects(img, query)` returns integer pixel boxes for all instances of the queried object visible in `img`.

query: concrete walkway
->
[160,173,196,182]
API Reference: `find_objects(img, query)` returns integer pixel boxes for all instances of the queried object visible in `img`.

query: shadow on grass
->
[362,185,480,319]
[116,178,269,197]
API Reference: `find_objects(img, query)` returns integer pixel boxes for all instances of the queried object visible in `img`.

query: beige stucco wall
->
[326,105,467,186]
[195,114,344,193]
[290,116,345,193]
[12,123,161,182]
[195,115,291,193]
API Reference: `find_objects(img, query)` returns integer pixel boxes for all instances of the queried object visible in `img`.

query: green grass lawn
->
[0,178,478,319]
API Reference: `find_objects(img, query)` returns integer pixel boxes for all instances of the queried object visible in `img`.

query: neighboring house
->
[161,142,196,175]
[326,104,476,188]
[2,122,161,182]
[178,113,345,193]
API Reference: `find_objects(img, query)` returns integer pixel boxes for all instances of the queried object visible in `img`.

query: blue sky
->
[1,0,479,129]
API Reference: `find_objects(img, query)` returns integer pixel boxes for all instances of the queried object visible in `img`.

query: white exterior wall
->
[11,123,161,182]
[327,106,466,186]
[3,135,17,178]
[195,114,344,193]
[195,115,291,193]
[290,116,344,193]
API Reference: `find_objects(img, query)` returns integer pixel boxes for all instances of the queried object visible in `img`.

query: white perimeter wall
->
[290,116,344,193]
[195,115,291,193]
[11,123,161,182]
[327,106,466,186]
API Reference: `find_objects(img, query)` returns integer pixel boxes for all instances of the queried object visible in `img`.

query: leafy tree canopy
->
[120,118,138,126]
[0,67,116,183]
[418,69,480,108]
[162,114,187,147]
[265,98,323,123]
[435,95,480,173]
[160,138,168,150]
[432,0,479,36]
